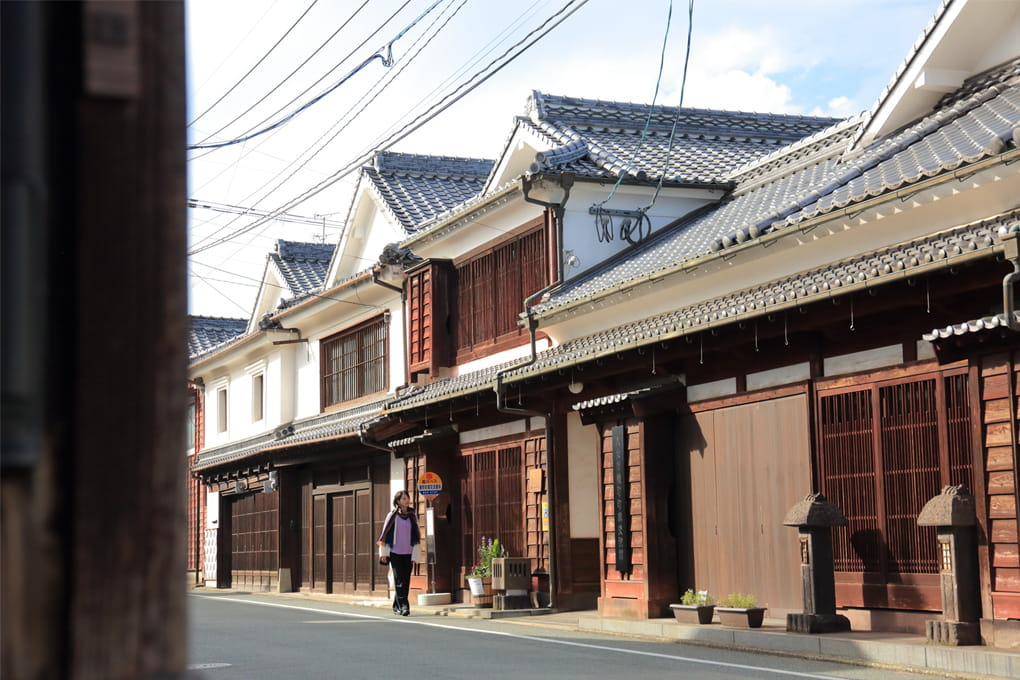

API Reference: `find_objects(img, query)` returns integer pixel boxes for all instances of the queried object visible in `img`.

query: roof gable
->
[856,0,1020,147]
[490,91,838,188]
[364,151,494,233]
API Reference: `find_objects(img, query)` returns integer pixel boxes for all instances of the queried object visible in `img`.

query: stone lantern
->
[783,493,852,634]
[917,485,980,645]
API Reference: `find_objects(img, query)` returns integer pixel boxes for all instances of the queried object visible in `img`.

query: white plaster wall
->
[566,412,599,539]
[824,345,903,376]
[746,362,811,391]
[545,166,1019,344]
[413,200,542,261]
[560,183,721,284]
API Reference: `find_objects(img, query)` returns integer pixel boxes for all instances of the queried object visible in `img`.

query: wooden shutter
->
[406,261,451,378]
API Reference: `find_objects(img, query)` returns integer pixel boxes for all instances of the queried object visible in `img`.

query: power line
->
[187,0,591,256]
[187,0,320,129]
[188,199,346,229]
[188,0,446,152]
[187,0,466,254]
[643,0,695,212]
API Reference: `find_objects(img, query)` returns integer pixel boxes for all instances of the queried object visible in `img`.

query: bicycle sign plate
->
[417,472,443,499]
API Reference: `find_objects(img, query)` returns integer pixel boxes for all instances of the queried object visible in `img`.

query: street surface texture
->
[188,593,948,680]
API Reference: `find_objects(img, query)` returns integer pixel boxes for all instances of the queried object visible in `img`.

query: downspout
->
[360,421,394,455]
[494,172,573,608]
[1001,232,1020,331]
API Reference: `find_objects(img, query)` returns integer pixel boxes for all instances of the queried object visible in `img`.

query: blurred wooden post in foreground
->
[2,2,189,678]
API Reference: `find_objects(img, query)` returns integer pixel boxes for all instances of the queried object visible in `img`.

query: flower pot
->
[466,576,493,607]
[717,606,767,628]
[670,603,715,625]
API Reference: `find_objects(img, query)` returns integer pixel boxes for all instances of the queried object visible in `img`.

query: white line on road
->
[192,595,848,680]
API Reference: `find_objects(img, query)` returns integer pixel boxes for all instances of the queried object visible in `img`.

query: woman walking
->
[377,490,421,616]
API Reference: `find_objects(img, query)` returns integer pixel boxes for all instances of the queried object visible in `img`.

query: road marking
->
[192,595,851,680]
[188,662,231,669]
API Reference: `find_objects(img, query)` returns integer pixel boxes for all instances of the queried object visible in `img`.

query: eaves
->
[384,207,1018,413]
[535,147,1020,327]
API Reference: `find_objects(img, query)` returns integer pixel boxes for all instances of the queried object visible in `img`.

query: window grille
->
[460,445,524,569]
[320,317,388,409]
[455,229,547,352]
[817,369,974,580]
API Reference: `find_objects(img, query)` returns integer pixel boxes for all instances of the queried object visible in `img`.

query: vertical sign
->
[612,425,631,574]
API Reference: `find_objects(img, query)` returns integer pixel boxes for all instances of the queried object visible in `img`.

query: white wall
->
[566,412,599,539]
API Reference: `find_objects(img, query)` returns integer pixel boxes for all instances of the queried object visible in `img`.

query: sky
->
[186,0,945,320]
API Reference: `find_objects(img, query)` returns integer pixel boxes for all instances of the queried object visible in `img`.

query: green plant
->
[720,592,758,608]
[680,588,714,606]
[468,536,506,578]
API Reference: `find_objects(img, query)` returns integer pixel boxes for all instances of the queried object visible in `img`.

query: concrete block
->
[278,568,292,593]
[819,638,927,668]
[734,630,821,655]
[418,592,451,606]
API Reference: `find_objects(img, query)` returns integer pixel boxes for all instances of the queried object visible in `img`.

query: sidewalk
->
[205,588,1019,679]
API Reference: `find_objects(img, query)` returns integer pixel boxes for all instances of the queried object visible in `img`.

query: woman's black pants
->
[389,553,412,614]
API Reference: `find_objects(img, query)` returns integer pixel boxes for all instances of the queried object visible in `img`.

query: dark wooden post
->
[783,493,852,634]
[1,1,188,678]
[917,485,981,645]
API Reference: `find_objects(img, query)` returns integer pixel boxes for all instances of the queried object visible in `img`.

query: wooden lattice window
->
[406,261,451,378]
[230,491,279,589]
[460,445,524,569]
[320,316,388,409]
[455,227,547,354]
[817,369,974,579]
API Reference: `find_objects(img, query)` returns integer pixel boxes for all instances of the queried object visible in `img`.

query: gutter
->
[1001,231,1020,331]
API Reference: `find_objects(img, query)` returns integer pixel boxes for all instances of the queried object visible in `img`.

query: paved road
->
[188,593,946,680]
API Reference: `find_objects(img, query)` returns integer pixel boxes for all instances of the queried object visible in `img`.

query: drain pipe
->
[1002,234,1020,331]
[494,172,574,609]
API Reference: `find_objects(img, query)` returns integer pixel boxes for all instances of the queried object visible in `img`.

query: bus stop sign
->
[417,472,442,500]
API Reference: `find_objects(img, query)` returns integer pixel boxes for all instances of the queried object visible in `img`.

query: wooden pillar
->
[1,1,188,678]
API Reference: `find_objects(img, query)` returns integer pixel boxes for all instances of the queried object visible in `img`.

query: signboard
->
[417,472,443,499]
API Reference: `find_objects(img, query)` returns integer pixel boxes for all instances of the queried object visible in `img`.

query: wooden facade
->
[980,351,1020,620]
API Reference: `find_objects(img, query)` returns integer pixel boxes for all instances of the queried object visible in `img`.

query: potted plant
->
[465,537,505,606]
[670,589,715,624]
[717,592,767,628]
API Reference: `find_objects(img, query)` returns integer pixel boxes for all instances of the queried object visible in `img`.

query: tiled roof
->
[533,63,1020,316]
[524,91,838,184]
[192,399,386,472]
[188,315,247,359]
[386,211,1017,412]
[922,313,1020,341]
[271,240,334,297]
[365,151,494,232]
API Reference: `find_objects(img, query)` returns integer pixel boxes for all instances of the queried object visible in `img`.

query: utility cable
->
[188,0,444,151]
[641,0,695,212]
[187,0,375,160]
[187,0,590,256]
[187,0,320,129]
[590,0,674,213]
[191,260,382,310]
[189,0,462,254]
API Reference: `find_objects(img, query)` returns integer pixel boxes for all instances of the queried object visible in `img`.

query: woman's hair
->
[392,489,410,508]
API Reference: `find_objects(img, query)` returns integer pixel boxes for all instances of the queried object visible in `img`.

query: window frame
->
[251,373,264,423]
[452,219,549,363]
[319,315,389,411]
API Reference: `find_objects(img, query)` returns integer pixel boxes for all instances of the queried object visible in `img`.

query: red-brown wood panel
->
[682,395,809,618]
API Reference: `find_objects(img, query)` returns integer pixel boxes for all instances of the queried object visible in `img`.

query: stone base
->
[494,594,531,610]
[926,620,981,646]
[417,592,451,606]
[787,613,852,634]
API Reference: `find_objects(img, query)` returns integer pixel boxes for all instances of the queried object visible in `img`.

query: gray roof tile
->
[922,313,1020,341]
[192,399,386,471]
[271,239,334,297]
[525,92,837,184]
[365,151,494,233]
[534,62,1020,316]
[188,316,247,358]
